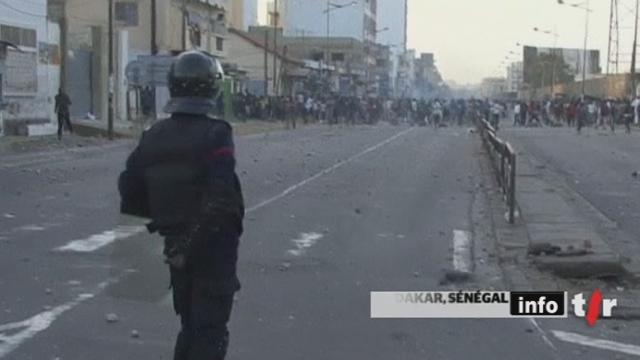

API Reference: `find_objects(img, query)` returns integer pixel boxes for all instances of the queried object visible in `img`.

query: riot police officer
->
[119,51,244,360]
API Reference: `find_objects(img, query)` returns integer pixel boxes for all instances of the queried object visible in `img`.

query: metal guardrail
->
[478,119,517,224]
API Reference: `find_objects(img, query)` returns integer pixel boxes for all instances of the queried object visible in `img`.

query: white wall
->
[0,0,60,126]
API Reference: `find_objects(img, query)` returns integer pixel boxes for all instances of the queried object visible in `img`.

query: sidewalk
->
[0,118,290,156]
[515,149,627,278]
[73,118,289,138]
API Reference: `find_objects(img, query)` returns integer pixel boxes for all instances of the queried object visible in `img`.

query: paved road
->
[502,125,640,240]
[0,124,635,359]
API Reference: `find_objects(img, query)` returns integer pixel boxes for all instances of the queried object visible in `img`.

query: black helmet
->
[168,51,224,99]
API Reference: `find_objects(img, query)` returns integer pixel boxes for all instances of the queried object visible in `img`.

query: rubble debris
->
[528,243,561,256]
[278,262,291,272]
[439,270,472,285]
[105,313,119,323]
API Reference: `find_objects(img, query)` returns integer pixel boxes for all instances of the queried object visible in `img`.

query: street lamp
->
[533,26,560,96]
[557,0,592,97]
[322,1,357,84]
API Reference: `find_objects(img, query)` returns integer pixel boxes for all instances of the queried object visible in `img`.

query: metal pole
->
[326,0,330,70]
[151,0,158,54]
[581,0,590,97]
[551,29,558,97]
[264,31,269,96]
[59,0,68,92]
[273,0,278,95]
[607,0,614,75]
[182,0,187,51]
[632,0,639,97]
[108,0,114,140]
[509,153,516,224]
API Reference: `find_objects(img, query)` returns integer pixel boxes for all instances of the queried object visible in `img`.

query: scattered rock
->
[528,243,561,256]
[105,313,119,323]
[439,270,472,285]
[278,262,291,272]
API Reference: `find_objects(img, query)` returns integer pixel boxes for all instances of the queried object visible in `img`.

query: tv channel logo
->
[510,292,567,317]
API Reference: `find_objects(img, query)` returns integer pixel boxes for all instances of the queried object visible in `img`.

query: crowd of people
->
[231,92,639,135]
[509,97,638,134]
[231,92,494,128]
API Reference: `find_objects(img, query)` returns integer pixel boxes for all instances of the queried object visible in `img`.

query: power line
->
[0,0,47,18]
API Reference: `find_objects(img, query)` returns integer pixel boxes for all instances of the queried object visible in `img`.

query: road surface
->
[0,124,637,359]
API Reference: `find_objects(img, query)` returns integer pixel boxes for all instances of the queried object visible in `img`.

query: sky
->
[256,0,638,85]
[407,0,638,85]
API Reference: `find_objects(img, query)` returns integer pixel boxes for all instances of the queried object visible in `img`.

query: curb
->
[533,254,627,279]
[508,138,629,280]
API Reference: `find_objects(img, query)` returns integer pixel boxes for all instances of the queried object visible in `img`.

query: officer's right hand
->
[165,253,186,269]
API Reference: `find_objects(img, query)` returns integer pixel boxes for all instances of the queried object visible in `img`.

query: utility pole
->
[632,0,639,97]
[326,0,330,68]
[59,0,68,92]
[108,0,114,140]
[581,0,590,97]
[264,31,269,96]
[151,0,158,54]
[272,0,279,95]
[182,0,187,50]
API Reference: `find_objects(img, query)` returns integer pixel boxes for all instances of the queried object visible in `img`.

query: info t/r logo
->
[571,289,617,327]
[510,292,567,317]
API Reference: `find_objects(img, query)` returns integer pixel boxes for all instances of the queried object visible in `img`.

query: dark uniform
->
[119,51,244,360]
[54,89,73,139]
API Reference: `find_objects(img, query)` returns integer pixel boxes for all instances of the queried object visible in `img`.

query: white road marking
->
[528,318,557,351]
[0,280,113,358]
[552,330,640,356]
[286,232,323,256]
[19,225,46,232]
[1,128,412,356]
[246,128,414,213]
[452,230,473,274]
[56,225,145,252]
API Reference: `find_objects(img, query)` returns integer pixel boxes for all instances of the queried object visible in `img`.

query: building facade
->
[281,0,376,43]
[506,61,523,94]
[0,0,60,135]
[479,77,507,99]
[284,36,368,96]
[522,45,601,85]
[59,0,231,122]
[414,52,445,98]
[229,0,258,30]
